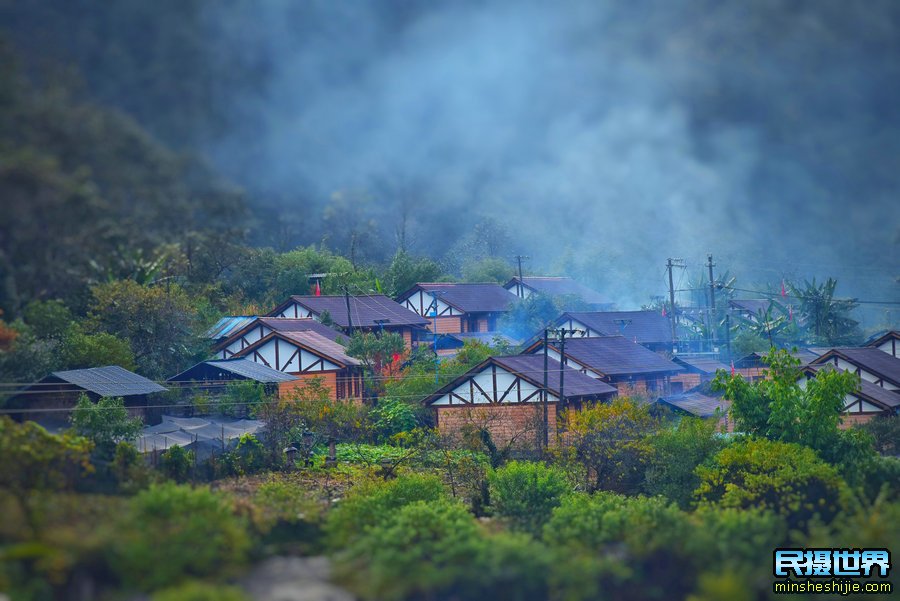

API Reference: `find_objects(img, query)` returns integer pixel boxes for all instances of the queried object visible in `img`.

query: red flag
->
[315,280,321,297]
[731,360,736,376]
[392,352,402,363]
[661,306,667,317]
[780,280,787,298]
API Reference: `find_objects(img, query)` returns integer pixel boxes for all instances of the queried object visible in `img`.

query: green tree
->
[346,330,406,395]
[383,250,444,297]
[110,483,251,591]
[159,445,194,483]
[644,416,726,508]
[695,438,847,530]
[489,461,570,535]
[788,277,861,345]
[88,279,200,378]
[555,398,657,493]
[70,394,143,453]
[0,416,93,533]
[461,257,514,283]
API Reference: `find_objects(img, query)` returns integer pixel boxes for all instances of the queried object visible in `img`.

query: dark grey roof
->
[271,295,429,328]
[423,354,616,405]
[530,336,683,377]
[866,330,900,347]
[562,311,672,344]
[169,359,298,383]
[449,332,523,346]
[232,330,360,368]
[811,347,900,387]
[491,355,618,398]
[505,277,613,306]
[658,391,730,418]
[400,283,517,313]
[734,348,820,368]
[672,355,731,374]
[50,366,166,397]
[803,365,900,409]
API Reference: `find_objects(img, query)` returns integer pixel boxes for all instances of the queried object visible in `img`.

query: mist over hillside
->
[3,0,898,318]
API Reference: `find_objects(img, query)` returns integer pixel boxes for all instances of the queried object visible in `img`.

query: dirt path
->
[238,556,355,601]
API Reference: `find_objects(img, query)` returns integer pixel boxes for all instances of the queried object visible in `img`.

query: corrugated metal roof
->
[271,295,429,328]
[505,277,613,307]
[562,311,672,344]
[205,316,258,340]
[401,283,517,314]
[533,336,683,377]
[50,366,167,397]
[169,359,299,383]
[658,392,730,417]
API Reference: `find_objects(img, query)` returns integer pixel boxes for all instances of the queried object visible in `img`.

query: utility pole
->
[542,328,549,450]
[341,285,354,334]
[551,327,584,413]
[666,258,682,351]
[707,254,716,352]
[725,313,732,362]
[514,254,529,287]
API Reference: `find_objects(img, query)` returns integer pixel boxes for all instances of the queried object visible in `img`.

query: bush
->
[488,461,570,535]
[159,445,194,483]
[222,433,268,476]
[253,474,326,553]
[113,441,154,492]
[695,438,847,530]
[335,499,482,601]
[372,397,418,440]
[110,483,251,591]
[644,417,725,508]
[860,414,900,455]
[325,473,447,548]
[151,581,248,601]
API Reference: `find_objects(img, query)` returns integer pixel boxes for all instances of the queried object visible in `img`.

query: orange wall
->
[279,371,339,400]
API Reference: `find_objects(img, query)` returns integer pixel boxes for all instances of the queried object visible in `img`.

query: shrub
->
[335,499,482,601]
[372,397,418,440]
[159,445,194,483]
[151,581,248,601]
[113,441,154,492]
[644,416,725,508]
[222,433,268,476]
[695,438,847,530]
[325,473,446,548]
[488,461,570,535]
[110,483,251,591]
[253,474,326,553]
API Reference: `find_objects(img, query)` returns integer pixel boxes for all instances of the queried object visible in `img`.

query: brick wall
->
[432,316,463,334]
[839,412,879,429]
[278,371,339,400]
[670,372,701,391]
[435,403,553,450]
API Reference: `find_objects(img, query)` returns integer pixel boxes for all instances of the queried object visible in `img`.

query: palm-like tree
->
[787,278,860,345]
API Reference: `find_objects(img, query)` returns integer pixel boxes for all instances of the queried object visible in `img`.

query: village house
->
[228,329,364,401]
[433,332,522,357]
[550,310,674,353]
[522,335,684,397]
[422,354,616,447]
[669,355,731,393]
[6,365,167,426]
[867,330,900,358]
[267,294,429,347]
[396,283,518,334]
[799,364,900,427]
[211,317,348,359]
[733,348,820,381]
[503,276,614,310]
[168,357,299,399]
[809,347,900,391]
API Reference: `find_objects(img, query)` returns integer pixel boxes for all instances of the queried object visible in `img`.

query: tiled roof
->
[169,359,298,383]
[277,331,360,367]
[811,347,900,387]
[672,355,730,374]
[401,283,517,313]
[535,336,683,377]
[505,277,612,306]
[49,366,166,397]
[492,355,617,398]
[273,295,429,328]
[561,311,673,344]
[866,330,900,347]
[803,364,900,409]
[255,317,347,342]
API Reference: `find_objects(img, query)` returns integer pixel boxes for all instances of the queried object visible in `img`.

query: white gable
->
[274,302,314,320]
[430,364,559,406]
[243,337,340,373]
[402,290,461,317]
[219,324,273,359]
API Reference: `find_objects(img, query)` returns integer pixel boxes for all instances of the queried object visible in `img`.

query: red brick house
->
[422,354,616,447]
